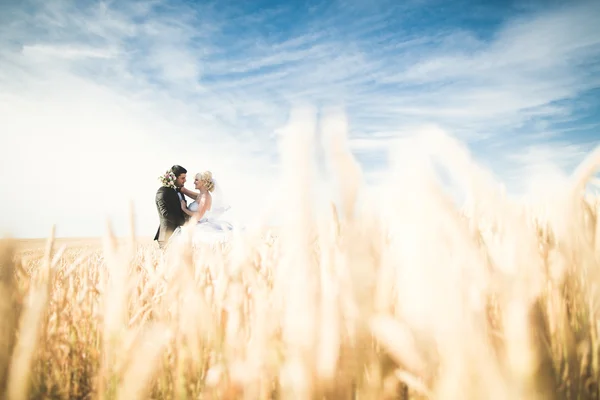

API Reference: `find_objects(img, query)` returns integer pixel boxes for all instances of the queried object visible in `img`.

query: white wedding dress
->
[169,200,235,248]
[190,200,234,244]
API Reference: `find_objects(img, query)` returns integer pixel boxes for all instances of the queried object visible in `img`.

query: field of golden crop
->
[1,118,600,399]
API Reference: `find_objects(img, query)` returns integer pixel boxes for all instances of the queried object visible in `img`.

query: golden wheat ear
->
[321,108,363,224]
[0,237,19,398]
[570,145,600,196]
[6,227,55,400]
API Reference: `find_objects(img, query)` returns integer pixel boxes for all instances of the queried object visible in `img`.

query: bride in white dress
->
[172,171,235,246]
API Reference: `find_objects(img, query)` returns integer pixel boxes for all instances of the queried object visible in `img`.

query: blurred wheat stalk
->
[1,108,600,400]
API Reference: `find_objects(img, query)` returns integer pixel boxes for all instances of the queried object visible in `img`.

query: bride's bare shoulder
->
[202,192,213,205]
[199,192,212,202]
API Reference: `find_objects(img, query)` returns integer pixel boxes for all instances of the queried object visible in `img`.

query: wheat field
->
[2,113,600,399]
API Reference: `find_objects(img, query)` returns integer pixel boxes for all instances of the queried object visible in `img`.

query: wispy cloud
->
[0,0,599,237]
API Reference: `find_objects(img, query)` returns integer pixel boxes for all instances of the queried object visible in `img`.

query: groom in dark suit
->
[154,165,190,249]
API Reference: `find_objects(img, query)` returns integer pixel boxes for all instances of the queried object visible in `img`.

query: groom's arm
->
[156,188,185,225]
[180,186,199,200]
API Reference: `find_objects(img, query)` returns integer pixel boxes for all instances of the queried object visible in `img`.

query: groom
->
[154,165,189,249]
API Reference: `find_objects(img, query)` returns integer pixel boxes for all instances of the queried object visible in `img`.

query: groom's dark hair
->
[171,165,187,177]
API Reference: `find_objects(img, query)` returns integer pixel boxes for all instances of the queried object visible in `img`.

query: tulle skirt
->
[169,218,235,248]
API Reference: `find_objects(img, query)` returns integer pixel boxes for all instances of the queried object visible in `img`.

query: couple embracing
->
[154,164,233,249]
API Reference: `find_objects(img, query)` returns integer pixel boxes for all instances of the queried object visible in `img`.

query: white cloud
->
[22,44,119,59]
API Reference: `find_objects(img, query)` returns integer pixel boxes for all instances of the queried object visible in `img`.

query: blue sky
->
[0,0,599,238]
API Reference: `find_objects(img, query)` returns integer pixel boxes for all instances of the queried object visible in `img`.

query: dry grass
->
[1,110,600,399]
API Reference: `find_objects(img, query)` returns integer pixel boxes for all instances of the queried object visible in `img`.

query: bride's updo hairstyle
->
[196,171,215,192]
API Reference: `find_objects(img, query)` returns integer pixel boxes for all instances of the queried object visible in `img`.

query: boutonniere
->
[159,170,177,189]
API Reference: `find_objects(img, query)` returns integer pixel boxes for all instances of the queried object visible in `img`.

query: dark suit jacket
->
[154,186,188,243]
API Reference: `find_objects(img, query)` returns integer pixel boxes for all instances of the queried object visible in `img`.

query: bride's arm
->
[180,186,199,200]
[181,193,212,219]
[192,193,212,219]
[181,200,194,217]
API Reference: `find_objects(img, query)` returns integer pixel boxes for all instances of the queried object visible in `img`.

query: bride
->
[172,170,235,245]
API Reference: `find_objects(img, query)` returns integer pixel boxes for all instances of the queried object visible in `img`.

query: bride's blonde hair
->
[195,171,215,192]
